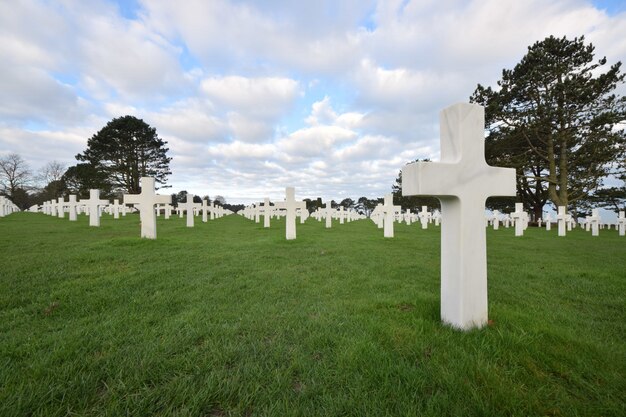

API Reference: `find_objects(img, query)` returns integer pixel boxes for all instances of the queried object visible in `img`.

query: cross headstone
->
[57,197,65,219]
[112,199,123,219]
[557,206,567,237]
[83,190,109,227]
[179,194,200,227]
[418,206,431,230]
[402,103,516,330]
[123,177,171,239]
[545,213,552,231]
[589,208,600,237]
[201,199,209,222]
[260,198,272,228]
[617,210,625,236]
[50,199,58,217]
[381,193,401,238]
[324,201,333,228]
[68,195,79,221]
[492,210,500,230]
[274,187,307,240]
[511,203,524,237]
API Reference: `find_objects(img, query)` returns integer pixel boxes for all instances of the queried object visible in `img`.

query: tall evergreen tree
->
[470,35,626,219]
[76,116,172,194]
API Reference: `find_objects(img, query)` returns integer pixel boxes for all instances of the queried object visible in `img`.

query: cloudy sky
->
[1,0,625,204]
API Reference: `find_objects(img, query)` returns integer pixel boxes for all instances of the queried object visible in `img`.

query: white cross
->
[111,199,123,219]
[589,208,600,236]
[82,189,109,227]
[50,199,58,217]
[511,203,524,237]
[556,206,567,237]
[179,194,199,227]
[324,201,333,228]
[201,199,209,222]
[617,210,625,236]
[67,195,79,221]
[381,193,401,238]
[57,197,65,219]
[123,177,171,238]
[492,210,500,230]
[274,187,307,240]
[544,213,551,231]
[418,205,431,230]
[402,103,516,330]
[259,198,272,228]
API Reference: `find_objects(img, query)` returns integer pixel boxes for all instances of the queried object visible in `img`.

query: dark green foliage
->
[471,35,626,219]
[76,116,172,194]
[1,213,624,416]
[62,163,112,199]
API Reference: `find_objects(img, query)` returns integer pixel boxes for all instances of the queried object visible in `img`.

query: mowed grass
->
[0,212,624,417]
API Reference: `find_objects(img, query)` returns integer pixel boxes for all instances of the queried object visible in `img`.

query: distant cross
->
[589,208,600,237]
[68,195,79,221]
[405,209,412,225]
[179,194,199,227]
[57,197,65,219]
[123,177,171,239]
[83,189,109,227]
[201,199,209,222]
[50,199,58,217]
[323,201,334,228]
[274,187,307,240]
[381,193,401,238]
[259,198,272,228]
[556,206,567,237]
[339,206,345,224]
[112,199,122,219]
[402,103,516,330]
[492,210,500,230]
[617,211,625,236]
[511,203,524,237]
[545,213,552,231]
[418,205,431,230]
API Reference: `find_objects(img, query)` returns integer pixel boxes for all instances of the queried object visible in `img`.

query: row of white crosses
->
[0,196,19,217]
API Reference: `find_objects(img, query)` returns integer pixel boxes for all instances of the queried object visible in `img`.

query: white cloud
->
[0,0,624,206]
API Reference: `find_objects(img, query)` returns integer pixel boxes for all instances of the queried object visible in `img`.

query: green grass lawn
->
[0,212,624,416]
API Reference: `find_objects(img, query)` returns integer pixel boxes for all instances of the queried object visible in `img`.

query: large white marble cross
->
[402,103,516,330]
[81,190,109,227]
[123,177,171,239]
[274,187,307,240]
[381,193,401,238]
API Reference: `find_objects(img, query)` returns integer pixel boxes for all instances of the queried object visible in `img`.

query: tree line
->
[2,36,624,216]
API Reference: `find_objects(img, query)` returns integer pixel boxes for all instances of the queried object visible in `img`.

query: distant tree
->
[37,161,65,187]
[470,35,626,219]
[9,187,30,210]
[355,196,378,215]
[214,195,226,206]
[0,153,32,197]
[339,198,355,209]
[174,190,188,207]
[193,195,202,204]
[62,163,111,199]
[76,115,172,194]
